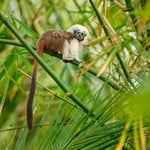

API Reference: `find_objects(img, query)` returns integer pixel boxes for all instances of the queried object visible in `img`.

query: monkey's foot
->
[63,59,73,63]
[74,59,83,64]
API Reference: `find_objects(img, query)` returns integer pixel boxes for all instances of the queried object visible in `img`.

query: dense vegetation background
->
[0,0,150,149]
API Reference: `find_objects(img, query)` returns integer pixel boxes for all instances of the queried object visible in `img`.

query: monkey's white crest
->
[67,24,89,42]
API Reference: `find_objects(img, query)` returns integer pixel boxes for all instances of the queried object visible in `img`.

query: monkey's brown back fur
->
[40,30,75,53]
[27,29,75,129]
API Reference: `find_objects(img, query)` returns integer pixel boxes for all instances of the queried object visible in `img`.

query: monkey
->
[26,24,88,129]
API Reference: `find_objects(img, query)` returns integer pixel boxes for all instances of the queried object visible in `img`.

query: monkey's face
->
[74,29,87,41]
[67,24,88,42]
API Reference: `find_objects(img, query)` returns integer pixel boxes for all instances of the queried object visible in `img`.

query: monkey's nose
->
[78,34,84,41]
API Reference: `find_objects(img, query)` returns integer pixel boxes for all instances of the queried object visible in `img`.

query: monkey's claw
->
[63,59,70,63]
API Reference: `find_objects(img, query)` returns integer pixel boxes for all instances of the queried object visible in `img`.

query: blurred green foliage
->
[0,0,150,149]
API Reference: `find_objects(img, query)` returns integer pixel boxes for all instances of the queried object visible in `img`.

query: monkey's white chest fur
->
[63,38,81,62]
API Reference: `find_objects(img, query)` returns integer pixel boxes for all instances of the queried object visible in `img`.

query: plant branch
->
[89,0,135,89]
[124,0,137,31]
[17,68,82,110]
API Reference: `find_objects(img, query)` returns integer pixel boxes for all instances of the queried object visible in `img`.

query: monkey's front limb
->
[62,40,81,63]
[62,40,74,62]
[69,39,82,63]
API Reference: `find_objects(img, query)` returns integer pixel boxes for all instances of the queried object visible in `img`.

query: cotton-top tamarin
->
[27,24,88,129]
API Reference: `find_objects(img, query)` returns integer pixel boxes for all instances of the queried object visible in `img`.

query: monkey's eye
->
[74,30,80,34]
[81,32,87,37]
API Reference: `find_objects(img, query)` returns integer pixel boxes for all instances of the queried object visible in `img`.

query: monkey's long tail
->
[26,38,45,130]
[27,60,38,129]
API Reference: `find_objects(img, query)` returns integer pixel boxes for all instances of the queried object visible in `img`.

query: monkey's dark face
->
[74,29,87,41]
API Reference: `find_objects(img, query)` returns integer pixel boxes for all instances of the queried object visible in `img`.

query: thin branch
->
[89,0,135,90]
[124,0,138,30]
[17,68,82,110]
[113,0,130,12]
